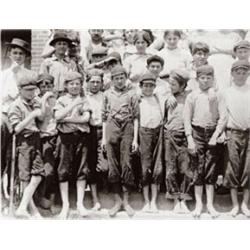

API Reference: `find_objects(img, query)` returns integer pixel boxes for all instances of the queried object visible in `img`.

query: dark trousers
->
[224,129,250,189]
[164,130,193,200]
[106,120,135,193]
[88,126,108,184]
[191,126,219,186]
[139,126,161,186]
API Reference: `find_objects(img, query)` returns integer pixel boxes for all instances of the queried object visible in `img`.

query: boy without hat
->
[184,65,227,218]
[101,66,139,217]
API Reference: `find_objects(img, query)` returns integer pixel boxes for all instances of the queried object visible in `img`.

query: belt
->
[226,128,250,135]
[192,125,216,133]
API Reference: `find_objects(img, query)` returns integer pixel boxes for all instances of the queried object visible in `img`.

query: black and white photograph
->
[1,28,250,220]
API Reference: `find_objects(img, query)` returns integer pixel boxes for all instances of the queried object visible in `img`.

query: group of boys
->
[1,29,250,219]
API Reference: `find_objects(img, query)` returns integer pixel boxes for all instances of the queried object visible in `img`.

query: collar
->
[51,54,71,63]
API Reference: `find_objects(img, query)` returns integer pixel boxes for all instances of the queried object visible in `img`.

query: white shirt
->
[224,84,250,130]
[87,91,103,126]
[139,94,162,129]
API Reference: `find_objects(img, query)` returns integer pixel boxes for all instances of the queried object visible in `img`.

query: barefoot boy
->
[184,65,227,218]
[223,60,250,217]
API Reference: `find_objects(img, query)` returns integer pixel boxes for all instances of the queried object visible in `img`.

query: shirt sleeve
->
[39,59,50,75]
[53,96,65,113]
[184,93,194,137]
[131,93,139,120]
[8,103,22,128]
[214,92,228,136]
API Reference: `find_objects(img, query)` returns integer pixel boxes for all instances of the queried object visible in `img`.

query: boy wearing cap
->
[101,66,139,217]
[233,40,250,61]
[8,71,45,218]
[86,69,107,211]
[139,72,163,213]
[223,60,250,217]
[54,71,91,219]
[36,74,58,211]
[39,32,77,95]
[184,65,227,218]
[164,69,193,213]
[1,38,33,176]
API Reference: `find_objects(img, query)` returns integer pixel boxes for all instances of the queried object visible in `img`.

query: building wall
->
[31,29,50,72]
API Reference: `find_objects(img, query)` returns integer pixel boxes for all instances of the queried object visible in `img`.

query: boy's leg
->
[206,184,219,218]
[241,189,250,217]
[16,176,42,217]
[90,183,101,211]
[109,183,123,217]
[76,179,88,216]
[142,185,151,212]
[229,188,239,217]
[58,181,69,219]
[122,186,135,217]
[193,185,203,218]
[150,184,159,213]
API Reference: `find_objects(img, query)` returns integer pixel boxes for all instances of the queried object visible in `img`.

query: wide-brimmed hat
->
[6,38,31,55]
[49,32,72,46]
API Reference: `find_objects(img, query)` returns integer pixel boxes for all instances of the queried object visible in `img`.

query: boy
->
[54,71,91,219]
[1,38,32,178]
[184,65,227,218]
[39,32,77,95]
[8,71,45,218]
[164,69,193,213]
[187,42,210,91]
[138,72,163,213]
[223,60,250,217]
[36,74,58,211]
[101,66,139,217]
[86,69,107,211]
[233,40,250,61]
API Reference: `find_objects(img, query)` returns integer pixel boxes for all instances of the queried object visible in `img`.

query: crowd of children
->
[1,29,250,219]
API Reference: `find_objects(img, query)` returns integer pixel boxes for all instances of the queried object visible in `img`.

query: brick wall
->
[31,29,50,72]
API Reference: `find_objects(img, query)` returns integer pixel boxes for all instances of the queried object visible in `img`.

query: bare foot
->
[77,205,88,217]
[180,200,190,214]
[241,203,250,217]
[123,204,135,217]
[109,202,122,218]
[173,200,182,213]
[207,204,219,219]
[192,203,202,218]
[150,202,159,213]
[141,203,151,213]
[92,202,101,211]
[228,206,239,217]
[15,209,31,219]
[57,205,69,219]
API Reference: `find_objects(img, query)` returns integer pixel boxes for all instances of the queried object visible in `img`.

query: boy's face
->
[165,33,179,49]
[193,50,208,67]
[66,78,82,96]
[141,82,155,96]
[169,76,183,95]
[89,30,103,42]
[89,76,103,94]
[54,40,69,55]
[197,74,214,91]
[112,73,126,90]
[9,47,26,65]
[235,48,250,61]
[125,29,137,44]
[147,61,163,78]
[39,81,54,96]
[135,38,147,53]
[20,86,36,101]
[232,68,250,86]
